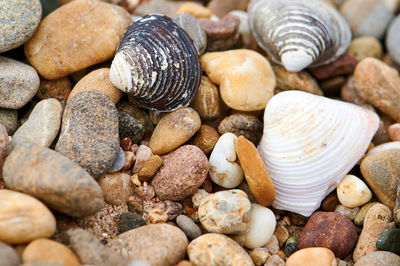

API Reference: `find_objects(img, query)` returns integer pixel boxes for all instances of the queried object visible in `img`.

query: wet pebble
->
[218,113,263,145]
[176,215,202,240]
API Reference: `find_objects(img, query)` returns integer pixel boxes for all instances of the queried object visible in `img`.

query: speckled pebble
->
[117,100,153,138]
[176,215,202,240]
[190,125,219,155]
[218,113,263,145]
[37,77,71,107]
[354,202,379,226]
[98,172,135,205]
[334,204,360,220]
[355,251,400,266]
[117,213,146,233]
[0,108,18,135]
[118,112,145,144]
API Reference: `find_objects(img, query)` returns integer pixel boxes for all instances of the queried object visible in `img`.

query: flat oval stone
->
[0,0,42,53]
[355,251,400,266]
[0,190,56,245]
[24,0,132,79]
[12,98,62,148]
[0,56,39,109]
[56,90,119,178]
[187,233,253,266]
[376,228,400,254]
[3,141,104,217]
[0,241,21,266]
[109,224,188,266]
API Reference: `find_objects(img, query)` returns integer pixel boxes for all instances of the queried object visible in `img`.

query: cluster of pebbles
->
[1,0,400,265]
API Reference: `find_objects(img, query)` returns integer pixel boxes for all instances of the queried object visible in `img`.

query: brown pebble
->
[98,172,135,205]
[274,224,289,247]
[121,151,135,171]
[138,155,163,182]
[388,123,400,141]
[218,113,263,145]
[120,137,132,151]
[190,76,221,121]
[309,54,358,80]
[321,192,340,212]
[190,125,219,155]
[37,77,71,106]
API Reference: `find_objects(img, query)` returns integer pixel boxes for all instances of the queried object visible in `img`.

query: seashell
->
[110,14,201,111]
[248,0,351,72]
[258,91,379,216]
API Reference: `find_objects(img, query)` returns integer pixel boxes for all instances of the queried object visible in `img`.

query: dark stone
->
[284,236,298,258]
[376,228,400,255]
[118,112,145,144]
[218,113,262,145]
[118,213,146,233]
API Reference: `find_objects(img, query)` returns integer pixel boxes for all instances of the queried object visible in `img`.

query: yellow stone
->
[286,247,337,266]
[176,2,212,19]
[138,155,163,182]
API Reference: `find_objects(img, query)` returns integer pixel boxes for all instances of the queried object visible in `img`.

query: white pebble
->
[367,141,400,156]
[337,174,372,208]
[132,145,152,173]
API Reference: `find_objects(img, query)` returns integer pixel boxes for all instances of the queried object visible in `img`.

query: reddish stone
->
[309,54,358,80]
[120,137,132,151]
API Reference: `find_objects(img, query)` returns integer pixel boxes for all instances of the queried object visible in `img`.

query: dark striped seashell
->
[110,14,201,111]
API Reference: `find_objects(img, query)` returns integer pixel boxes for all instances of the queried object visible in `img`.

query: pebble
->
[118,112,145,144]
[176,215,202,240]
[347,36,383,61]
[98,172,135,205]
[321,192,340,212]
[134,182,155,201]
[241,203,276,249]
[173,13,207,55]
[56,90,120,178]
[0,123,11,173]
[0,241,21,266]
[286,247,336,266]
[334,204,360,220]
[372,114,394,145]
[0,56,40,109]
[68,68,122,104]
[12,99,62,148]
[298,211,357,258]
[340,75,370,106]
[0,0,42,53]
[0,190,56,244]
[190,76,221,120]
[22,238,80,266]
[355,251,400,266]
[354,202,379,226]
[337,174,372,208]
[249,248,271,266]
[190,125,219,155]
[284,237,298,258]
[151,145,208,201]
[386,15,400,65]
[272,64,323,96]
[149,107,201,155]
[37,77,72,106]
[117,213,146,233]
[265,254,285,266]
[361,149,400,208]
[176,2,212,19]
[207,0,249,18]
[0,108,18,135]
[209,133,244,188]
[3,141,104,217]
[117,100,153,138]
[68,228,129,266]
[109,223,188,266]
[228,10,257,50]
[198,189,251,234]
[236,136,275,206]
[353,203,395,262]
[309,54,358,80]
[134,0,183,17]
[218,113,263,145]
[199,14,240,51]
[388,123,400,141]
[274,223,290,247]
[262,234,280,255]
[340,0,396,39]
[396,186,400,225]
[138,155,163,182]
[132,145,153,174]
[354,58,400,122]
[367,141,400,156]
[25,0,132,79]
[109,147,126,173]
[376,228,400,254]
[201,49,276,111]
[187,233,254,266]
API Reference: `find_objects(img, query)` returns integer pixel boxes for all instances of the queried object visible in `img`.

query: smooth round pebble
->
[0,190,56,244]
[347,36,383,61]
[198,189,251,234]
[388,123,400,141]
[176,215,202,240]
[367,141,400,156]
[138,155,163,182]
[132,145,152,174]
[286,247,337,266]
[386,15,400,65]
[190,125,219,155]
[337,174,372,208]
[376,228,400,254]
[0,241,21,266]
[188,233,254,266]
[355,251,400,266]
[98,172,135,205]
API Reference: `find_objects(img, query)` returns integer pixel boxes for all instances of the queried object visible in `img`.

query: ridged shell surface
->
[258,91,379,216]
[110,14,201,111]
[248,0,351,72]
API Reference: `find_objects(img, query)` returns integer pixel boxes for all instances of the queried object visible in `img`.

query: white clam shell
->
[248,0,351,72]
[258,91,379,216]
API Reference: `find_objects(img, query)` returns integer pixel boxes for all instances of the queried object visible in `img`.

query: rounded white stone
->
[337,174,372,208]
[367,141,400,156]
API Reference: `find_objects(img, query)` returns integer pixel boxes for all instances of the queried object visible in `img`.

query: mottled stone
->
[25,0,132,79]
[219,113,263,145]
[0,190,56,244]
[69,68,122,104]
[376,228,400,254]
[138,155,163,182]
[334,204,360,220]
[361,149,400,208]
[249,248,271,266]
[151,145,208,200]
[56,90,120,178]
[187,233,254,266]
[286,247,336,266]
[190,125,219,155]
[22,238,80,266]
[117,101,153,137]
[284,237,298,258]
[134,182,155,201]
[298,211,357,258]
[37,77,72,107]
[190,76,221,120]
[347,36,383,61]
[0,0,42,53]
[0,241,21,266]
[354,58,400,122]
[109,224,188,266]
[198,190,251,234]
[0,108,18,135]
[98,172,135,205]
[118,112,145,144]
[69,228,129,266]
[173,13,207,55]
[12,99,62,147]
[353,203,395,262]
[0,56,39,109]
[117,213,146,233]
[3,141,104,217]
[355,251,400,266]
[176,215,202,240]
[354,202,379,226]
[387,15,400,65]
[274,223,289,247]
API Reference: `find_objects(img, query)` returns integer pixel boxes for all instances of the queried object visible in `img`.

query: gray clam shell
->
[248,0,351,72]
[110,14,201,111]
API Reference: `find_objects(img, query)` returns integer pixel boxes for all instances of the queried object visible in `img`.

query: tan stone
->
[249,248,271,266]
[201,49,276,111]
[68,68,122,104]
[190,125,219,155]
[321,192,340,212]
[176,2,212,19]
[37,77,72,106]
[98,172,135,205]
[354,202,379,226]
[236,136,275,206]
[286,247,337,266]
[22,238,80,266]
[353,203,395,262]
[149,107,201,155]
[388,123,400,141]
[0,190,56,245]
[273,224,289,247]
[25,0,132,79]
[190,76,221,121]
[138,155,163,182]
[347,36,383,61]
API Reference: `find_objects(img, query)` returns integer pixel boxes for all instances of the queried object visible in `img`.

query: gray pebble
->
[0,108,18,135]
[0,241,21,266]
[176,214,202,240]
[173,13,207,55]
[109,147,126,173]
[117,212,146,233]
[335,204,360,221]
[386,15,400,65]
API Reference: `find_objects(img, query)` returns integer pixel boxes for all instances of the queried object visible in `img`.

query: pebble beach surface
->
[1,0,400,265]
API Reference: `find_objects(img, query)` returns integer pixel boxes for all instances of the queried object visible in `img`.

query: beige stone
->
[176,2,212,19]
[25,0,132,79]
[337,174,372,208]
[98,172,135,205]
[201,49,276,111]
[354,202,379,226]
[388,123,400,141]
[68,68,122,104]
[286,247,337,266]
[347,36,383,61]
[190,76,221,121]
